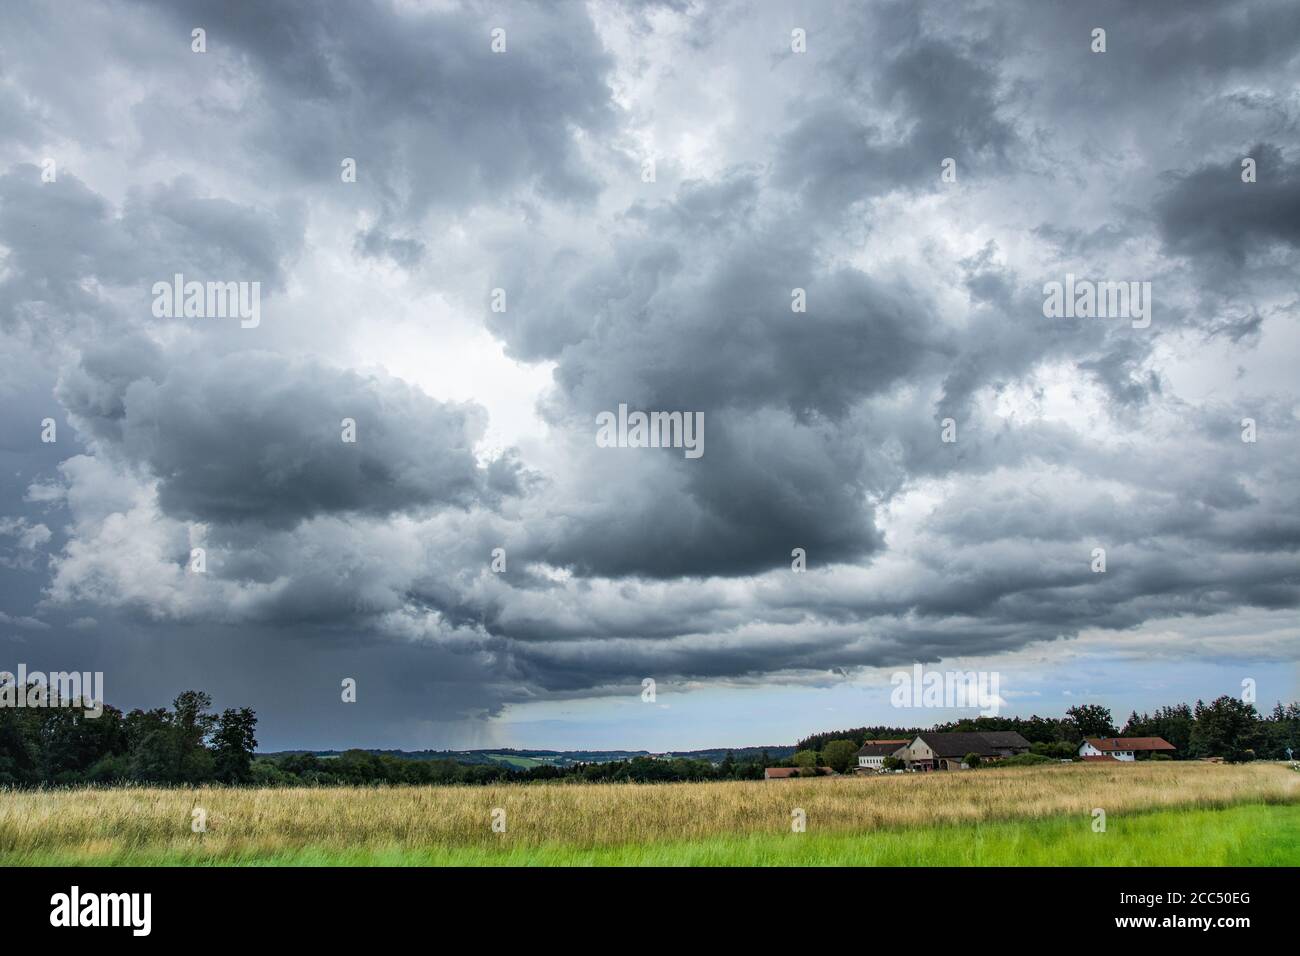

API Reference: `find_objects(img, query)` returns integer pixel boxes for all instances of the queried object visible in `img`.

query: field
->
[2,762,1297,866]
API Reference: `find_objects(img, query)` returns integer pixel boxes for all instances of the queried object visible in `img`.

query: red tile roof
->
[764,767,834,778]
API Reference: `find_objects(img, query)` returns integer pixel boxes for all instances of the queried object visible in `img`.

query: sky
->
[1,0,1297,752]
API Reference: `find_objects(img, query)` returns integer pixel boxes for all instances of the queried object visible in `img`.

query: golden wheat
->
[1,762,1295,859]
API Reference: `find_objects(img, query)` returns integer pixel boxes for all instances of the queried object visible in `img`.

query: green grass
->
[484,754,546,769]
[10,802,1296,867]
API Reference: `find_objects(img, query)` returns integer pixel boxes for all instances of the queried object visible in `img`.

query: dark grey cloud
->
[0,167,303,344]
[518,409,885,579]
[482,177,952,577]
[774,14,1015,215]
[59,344,498,529]
[1155,143,1300,269]
[132,0,617,219]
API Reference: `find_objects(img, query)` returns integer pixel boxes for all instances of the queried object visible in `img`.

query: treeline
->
[0,678,777,786]
[0,689,257,786]
[797,698,1300,764]
[5,688,1296,790]
[252,750,775,786]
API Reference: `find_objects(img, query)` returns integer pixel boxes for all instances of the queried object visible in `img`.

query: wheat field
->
[2,762,1297,865]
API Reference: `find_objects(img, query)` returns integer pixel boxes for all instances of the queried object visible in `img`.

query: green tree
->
[129,723,182,782]
[171,691,218,782]
[963,752,982,768]
[821,739,858,774]
[1261,702,1300,760]
[792,749,819,769]
[1122,704,1193,755]
[212,707,259,783]
[0,708,37,785]
[1066,704,1117,739]
[1190,696,1261,758]
[719,750,736,778]
[39,705,128,781]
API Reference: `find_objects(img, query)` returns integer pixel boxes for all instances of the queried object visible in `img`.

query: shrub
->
[1031,740,1079,760]
[84,754,131,784]
[250,759,297,786]
[993,753,1055,768]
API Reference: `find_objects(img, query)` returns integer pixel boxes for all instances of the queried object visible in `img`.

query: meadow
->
[2,761,1296,866]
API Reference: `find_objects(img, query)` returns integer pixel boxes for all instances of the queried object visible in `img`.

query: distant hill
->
[259,745,796,768]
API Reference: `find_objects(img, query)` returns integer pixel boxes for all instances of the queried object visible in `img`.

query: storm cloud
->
[1,0,1297,748]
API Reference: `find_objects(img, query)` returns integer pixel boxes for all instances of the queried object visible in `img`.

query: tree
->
[212,708,259,783]
[1066,704,1117,740]
[129,723,182,783]
[792,749,819,769]
[0,687,262,787]
[1123,704,1193,756]
[0,708,37,785]
[822,739,858,774]
[172,690,215,744]
[1261,702,1300,760]
[172,690,218,781]
[1190,696,1261,758]
[39,705,128,780]
[963,752,982,768]
[881,756,904,772]
[1020,715,1068,744]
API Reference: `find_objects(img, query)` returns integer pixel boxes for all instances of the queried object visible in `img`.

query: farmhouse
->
[854,739,909,770]
[1078,737,1175,762]
[897,731,1032,771]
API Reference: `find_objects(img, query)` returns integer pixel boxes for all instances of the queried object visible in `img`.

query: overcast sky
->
[1,0,1297,751]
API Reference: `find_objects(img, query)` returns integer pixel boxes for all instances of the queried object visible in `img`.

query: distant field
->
[483,754,548,769]
[2,762,1296,866]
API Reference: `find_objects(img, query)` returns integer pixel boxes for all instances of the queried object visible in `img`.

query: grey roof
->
[915,732,1001,758]
[854,742,907,757]
[912,731,1033,757]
